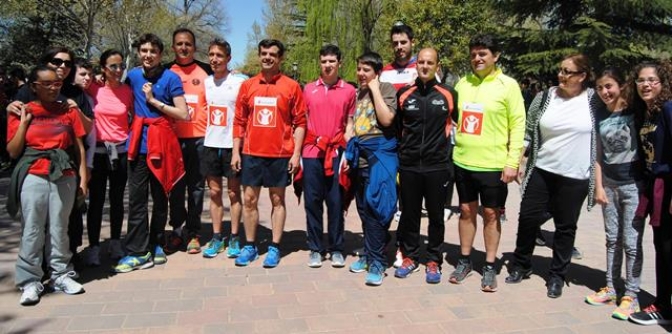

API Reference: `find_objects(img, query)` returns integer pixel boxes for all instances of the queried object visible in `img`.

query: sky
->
[224,0,266,69]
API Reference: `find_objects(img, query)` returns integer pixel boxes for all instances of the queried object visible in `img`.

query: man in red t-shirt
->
[231,39,307,268]
[165,28,213,255]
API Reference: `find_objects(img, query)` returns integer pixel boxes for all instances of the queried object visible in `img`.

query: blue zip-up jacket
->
[345,136,398,224]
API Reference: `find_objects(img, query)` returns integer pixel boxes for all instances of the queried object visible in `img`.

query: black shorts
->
[240,154,291,188]
[455,165,507,208]
[201,147,238,179]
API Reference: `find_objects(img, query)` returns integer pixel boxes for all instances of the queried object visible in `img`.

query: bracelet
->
[159,102,165,110]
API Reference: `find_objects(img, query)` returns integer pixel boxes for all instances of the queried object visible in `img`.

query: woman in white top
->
[505,54,601,298]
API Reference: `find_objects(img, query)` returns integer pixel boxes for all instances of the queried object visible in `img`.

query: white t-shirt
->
[536,88,592,180]
[203,73,246,148]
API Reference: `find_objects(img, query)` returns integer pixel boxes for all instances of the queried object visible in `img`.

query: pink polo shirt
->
[301,78,356,158]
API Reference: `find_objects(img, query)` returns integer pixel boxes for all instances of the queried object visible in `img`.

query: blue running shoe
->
[263,245,281,268]
[425,261,442,284]
[349,255,368,273]
[234,245,258,266]
[153,245,167,265]
[365,261,385,286]
[114,252,154,273]
[202,238,225,258]
[394,257,419,278]
[227,235,241,258]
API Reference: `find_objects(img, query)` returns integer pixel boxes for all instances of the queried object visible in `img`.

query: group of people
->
[5,22,672,328]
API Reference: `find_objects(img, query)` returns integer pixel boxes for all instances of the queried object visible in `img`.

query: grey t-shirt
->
[596,106,643,184]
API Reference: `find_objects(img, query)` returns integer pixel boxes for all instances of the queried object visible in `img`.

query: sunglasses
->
[106,63,127,71]
[49,58,73,68]
[558,68,583,77]
[33,80,64,88]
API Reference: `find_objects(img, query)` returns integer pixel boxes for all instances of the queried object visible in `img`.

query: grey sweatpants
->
[15,174,76,288]
[601,181,645,296]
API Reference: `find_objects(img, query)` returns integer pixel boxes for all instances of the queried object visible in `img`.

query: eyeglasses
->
[635,78,660,86]
[106,63,127,71]
[558,68,584,77]
[33,80,64,88]
[49,58,73,68]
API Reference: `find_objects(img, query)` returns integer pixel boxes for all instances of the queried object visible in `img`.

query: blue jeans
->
[303,156,344,253]
[355,167,391,267]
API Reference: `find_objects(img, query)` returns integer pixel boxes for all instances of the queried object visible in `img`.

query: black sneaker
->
[448,258,472,284]
[629,304,672,326]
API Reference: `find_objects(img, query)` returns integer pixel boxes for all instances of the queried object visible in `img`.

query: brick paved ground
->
[0,175,669,333]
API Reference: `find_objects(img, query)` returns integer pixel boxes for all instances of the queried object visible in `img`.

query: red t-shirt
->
[7,102,86,175]
[234,73,307,158]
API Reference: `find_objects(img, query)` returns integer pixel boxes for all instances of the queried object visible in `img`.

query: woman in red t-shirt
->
[7,66,87,306]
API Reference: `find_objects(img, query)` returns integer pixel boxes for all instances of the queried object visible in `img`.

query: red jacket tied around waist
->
[127,116,185,194]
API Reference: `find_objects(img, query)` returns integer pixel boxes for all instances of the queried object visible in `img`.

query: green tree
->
[493,0,672,80]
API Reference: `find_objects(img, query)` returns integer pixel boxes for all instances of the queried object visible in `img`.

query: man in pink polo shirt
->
[301,44,356,268]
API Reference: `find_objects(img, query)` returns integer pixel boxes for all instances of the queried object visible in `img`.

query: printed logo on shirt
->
[460,103,484,136]
[180,94,199,122]
[253,96,277,127]
[432,99,445,106]
[209,104,227,126]
[192,78,201,86]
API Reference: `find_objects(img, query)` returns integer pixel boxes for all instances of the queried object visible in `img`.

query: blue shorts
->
[240,154,291,188]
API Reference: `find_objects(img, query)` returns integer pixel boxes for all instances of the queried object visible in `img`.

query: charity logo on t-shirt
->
[253,96,277,127]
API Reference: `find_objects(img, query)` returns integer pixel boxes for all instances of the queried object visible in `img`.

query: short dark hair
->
[28,65,56,84]
[100,49,124,68]
[469,34,500,54]
[133,33,164,53]
[319,44,341,61]
[9,66,26,81]
[258,39,285,57]
[209,38,232,56]
[390,22,414,41]
[74,57,93,71]
[357,52,383,74]
[173,27,196,48]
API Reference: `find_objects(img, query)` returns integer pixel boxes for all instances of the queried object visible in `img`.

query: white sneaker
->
[393,249,403,268]
[84,245,100,266]
[20,282,44,306]
[394,211,402,222]
[444,208,452,221]
[108,239,125,260]
[51,271,84,294]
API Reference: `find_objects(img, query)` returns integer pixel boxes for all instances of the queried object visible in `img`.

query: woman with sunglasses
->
[7,65,87,305]
[83,49,133,266]
[505,54,601,298]
[627,60,672,326]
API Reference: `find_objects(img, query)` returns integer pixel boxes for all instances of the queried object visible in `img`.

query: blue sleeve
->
[169,73,185,99]
[663,101,672,140]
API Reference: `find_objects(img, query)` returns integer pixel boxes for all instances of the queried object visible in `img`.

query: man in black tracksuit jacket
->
[394,48,458,283]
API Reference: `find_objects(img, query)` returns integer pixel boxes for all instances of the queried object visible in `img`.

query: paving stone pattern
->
[0,176,669,333]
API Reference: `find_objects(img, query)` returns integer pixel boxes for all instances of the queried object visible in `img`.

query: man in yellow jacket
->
[449,34,526,293]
